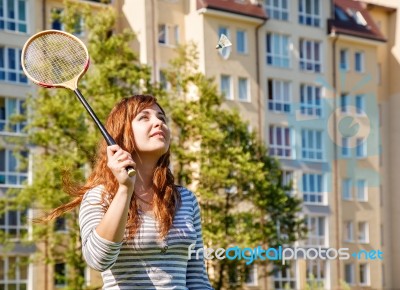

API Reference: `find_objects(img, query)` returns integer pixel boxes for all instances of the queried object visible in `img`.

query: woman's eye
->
[139,116,148,121]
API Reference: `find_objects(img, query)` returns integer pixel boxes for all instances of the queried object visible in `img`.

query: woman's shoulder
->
[175,185,198,203]
[82,185,110,204]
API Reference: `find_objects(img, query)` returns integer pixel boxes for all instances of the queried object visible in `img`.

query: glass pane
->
[7,0,15,18]
[8,257,16,280]
[18,0,26,21]
[19,257,28,279]
[7,150,17,171]
[8,211,17,226]
[0,258,4,280]
[8,48,16,69]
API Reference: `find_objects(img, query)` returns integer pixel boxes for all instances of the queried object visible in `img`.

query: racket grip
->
[127,166,136,177]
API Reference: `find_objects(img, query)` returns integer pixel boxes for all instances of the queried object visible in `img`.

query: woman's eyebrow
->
[138,110,165,116]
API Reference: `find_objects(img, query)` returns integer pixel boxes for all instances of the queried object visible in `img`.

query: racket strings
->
[23,33,88,85]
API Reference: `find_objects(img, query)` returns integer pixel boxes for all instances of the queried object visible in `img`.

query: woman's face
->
[131,103,171,157]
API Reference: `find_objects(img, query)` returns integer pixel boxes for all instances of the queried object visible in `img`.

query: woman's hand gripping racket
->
[21,30,136,177]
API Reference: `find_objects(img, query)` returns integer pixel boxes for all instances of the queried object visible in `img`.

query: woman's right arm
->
[79,187,128,272]
[79,145,136,271]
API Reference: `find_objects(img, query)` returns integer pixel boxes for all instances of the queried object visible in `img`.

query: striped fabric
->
[79,186,214,290]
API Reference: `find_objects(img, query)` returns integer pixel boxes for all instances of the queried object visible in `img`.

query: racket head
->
[21,30,90,90]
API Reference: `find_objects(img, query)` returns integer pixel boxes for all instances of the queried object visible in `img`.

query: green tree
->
[160,43,306,289]
[9,1,151,289]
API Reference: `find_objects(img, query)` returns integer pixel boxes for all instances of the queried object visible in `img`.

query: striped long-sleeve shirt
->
[79,185,214,290]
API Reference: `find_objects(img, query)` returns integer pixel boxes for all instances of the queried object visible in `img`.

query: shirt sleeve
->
[186,192,214,290]
[79,187,123,272]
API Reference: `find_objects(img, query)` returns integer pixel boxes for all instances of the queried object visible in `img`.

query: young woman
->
[52,95,213,289]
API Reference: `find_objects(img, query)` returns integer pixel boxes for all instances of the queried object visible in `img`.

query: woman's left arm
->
[186,194,214,290]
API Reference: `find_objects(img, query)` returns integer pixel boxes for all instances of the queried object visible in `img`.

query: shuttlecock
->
[216,34,232,49]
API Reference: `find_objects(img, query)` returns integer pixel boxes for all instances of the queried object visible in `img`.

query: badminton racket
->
[21,30,136,177]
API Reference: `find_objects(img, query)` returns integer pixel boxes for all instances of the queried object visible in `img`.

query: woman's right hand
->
[106,145,136,189]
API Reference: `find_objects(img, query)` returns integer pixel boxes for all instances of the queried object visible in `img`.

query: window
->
[344,221,353,242]
[306,260,326,288]
[174,25,179,45]
[265,0,289,21]
[0,97,26,133]
[218,26,231,59]
[158,24,167,44]
[159,70,170,91]
[300,84,322,116]
[342,137,350,157]
[0,256,28,289]
[340,49,349,70]
[302,173,324,204]
[273,264,296,290]
[342,178,352,200]
[301,129,323,161]
[299,39,321,73]
[345,264,355,284]
[340,93,349,113]
[355,52,364,72]
[356,138,367,158]
[335,6,349,21]
[238,77,249,102]
[268,79,291,113]
[269,126,293,158]
[244,264,258,286]
[266,33,290,68]
[282,170,295,196]
[54,217,67,232]
[54,263,67,287]
[236,30,247,54]
[51,8,84,36]
[0,207,28,240]
[355,95,365,115]
[305,216,326,246]
[0,0,27,33]
[299,0,321,27]
[220,75,232,100]
[358,222,369,243]
[356,179,367,201]
[0,47,28,84]
[0,149,28,185]
[359,263,370,286]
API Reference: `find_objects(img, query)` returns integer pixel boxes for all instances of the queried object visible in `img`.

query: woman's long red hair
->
[43,95,180,240]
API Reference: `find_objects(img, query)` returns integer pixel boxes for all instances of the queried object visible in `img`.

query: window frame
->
[301,129,324,161]
[220,74,233,100]
[0,47,28,84]
[300,84,322,116]
[298,0,321,27]
[269,125,294,159]
[299,39,322,73]
[302,173,325,205]
[265,0,289,21]
[268,79,292,113]
[236,29,248,54]
[0,0,28,33]
[266,32,291,68]
[238,77,250,102]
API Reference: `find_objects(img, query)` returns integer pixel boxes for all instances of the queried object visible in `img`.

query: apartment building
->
[0,0,395,289]
[363,1,400,289]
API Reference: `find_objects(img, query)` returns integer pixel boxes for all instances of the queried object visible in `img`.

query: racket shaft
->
[74,89,136,177]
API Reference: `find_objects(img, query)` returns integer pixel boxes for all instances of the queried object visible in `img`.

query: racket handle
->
[127,166,136,177]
